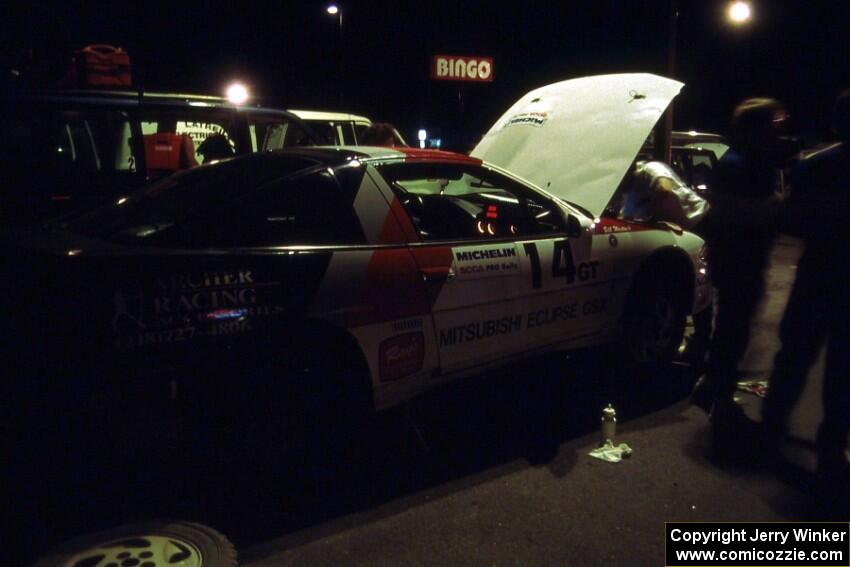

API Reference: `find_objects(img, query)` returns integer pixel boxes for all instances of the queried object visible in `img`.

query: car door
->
[82,159,328,357]
[373,161,615,376]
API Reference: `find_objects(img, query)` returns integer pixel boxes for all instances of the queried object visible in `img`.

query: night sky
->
[5,1,850,150]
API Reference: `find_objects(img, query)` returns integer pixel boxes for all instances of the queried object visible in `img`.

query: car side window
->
[672,149,716,191]
[1,105,142,202]
[378,163,566,241]
[353,123,370,144]
[199,169,366,247]
[282,122,317,147]
[139,110,236,169]
[2,109,100,173]
[303,121,337,145]
[247,114,316,151]
[253,121,289,151]
[338,122,356,145]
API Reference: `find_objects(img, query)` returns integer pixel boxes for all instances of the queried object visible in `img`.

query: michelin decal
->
[453,243,522,280]
[505,111,549,128]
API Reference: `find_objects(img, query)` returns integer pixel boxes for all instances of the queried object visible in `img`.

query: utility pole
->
[655,0,677,163]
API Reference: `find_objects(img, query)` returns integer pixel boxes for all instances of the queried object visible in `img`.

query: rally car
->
[1,74,709,420]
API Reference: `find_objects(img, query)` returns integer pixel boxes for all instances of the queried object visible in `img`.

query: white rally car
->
[365,73,712,408]
[3,74,709,417]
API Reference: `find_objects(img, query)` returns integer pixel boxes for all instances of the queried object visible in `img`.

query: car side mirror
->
[565,214,583,238]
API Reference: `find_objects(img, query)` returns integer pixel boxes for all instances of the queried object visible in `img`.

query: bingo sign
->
[430,55,494,83]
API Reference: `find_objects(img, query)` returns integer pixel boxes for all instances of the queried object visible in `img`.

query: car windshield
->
[62,154,319,242]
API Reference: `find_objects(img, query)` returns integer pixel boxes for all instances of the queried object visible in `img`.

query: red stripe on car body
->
[378,195,420,244]
[410,246,456,309]
[350,248,430,327]
[394,147,482,165]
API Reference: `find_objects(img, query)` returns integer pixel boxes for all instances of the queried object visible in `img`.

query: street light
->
[728,1,752,24]
[326,4,344,104]
[225,82,249,105]
[657,0,753,163]
[326,5,342,38]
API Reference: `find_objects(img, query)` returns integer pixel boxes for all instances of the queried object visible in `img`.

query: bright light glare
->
[226,83,249,105]
[728,1,752,24]
[418,129,427,141]
[326,5,339,15]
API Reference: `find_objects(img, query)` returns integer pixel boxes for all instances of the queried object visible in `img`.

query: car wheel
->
[623,281,687,367]
[32,521,236,567]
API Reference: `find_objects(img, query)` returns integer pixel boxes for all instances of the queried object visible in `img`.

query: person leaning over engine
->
[622,160,709,230]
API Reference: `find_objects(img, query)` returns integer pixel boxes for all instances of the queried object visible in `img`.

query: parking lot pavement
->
[243,404,807,567]
[242,237,842,567]
[243,403,777,565]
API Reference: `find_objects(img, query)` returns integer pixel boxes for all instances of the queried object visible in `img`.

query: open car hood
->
[471,74,683,217]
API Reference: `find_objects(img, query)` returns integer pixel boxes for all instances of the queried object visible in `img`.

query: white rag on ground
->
[589,441,633,463]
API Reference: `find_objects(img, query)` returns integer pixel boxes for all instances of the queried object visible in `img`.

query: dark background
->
[4,1,850,150]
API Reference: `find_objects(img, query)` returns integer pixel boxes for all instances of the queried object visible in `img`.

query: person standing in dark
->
[698,98,790,454]
[761,90,850,511]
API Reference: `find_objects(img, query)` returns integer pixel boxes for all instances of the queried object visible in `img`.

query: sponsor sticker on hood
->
[505,111,549,128]
[472,73,684,216]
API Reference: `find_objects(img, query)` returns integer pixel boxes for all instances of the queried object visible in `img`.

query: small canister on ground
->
[601,404,617,444]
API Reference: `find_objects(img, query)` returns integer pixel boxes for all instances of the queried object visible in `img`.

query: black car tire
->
[622,277,687,369]
[32,520,237,567]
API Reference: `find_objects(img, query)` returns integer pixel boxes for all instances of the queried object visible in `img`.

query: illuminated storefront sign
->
[430,55,494,83]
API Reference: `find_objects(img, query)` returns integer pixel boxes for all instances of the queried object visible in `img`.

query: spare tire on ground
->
[32,520,237,567]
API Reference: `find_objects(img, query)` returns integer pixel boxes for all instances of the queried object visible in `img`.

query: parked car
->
[289,109,407,146]
[2,75,709,429]
[639,130,730,192]
[672,130,730,160]
[0,89,317,222]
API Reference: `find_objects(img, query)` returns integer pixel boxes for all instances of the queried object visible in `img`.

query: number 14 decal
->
[524,240,597,289]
